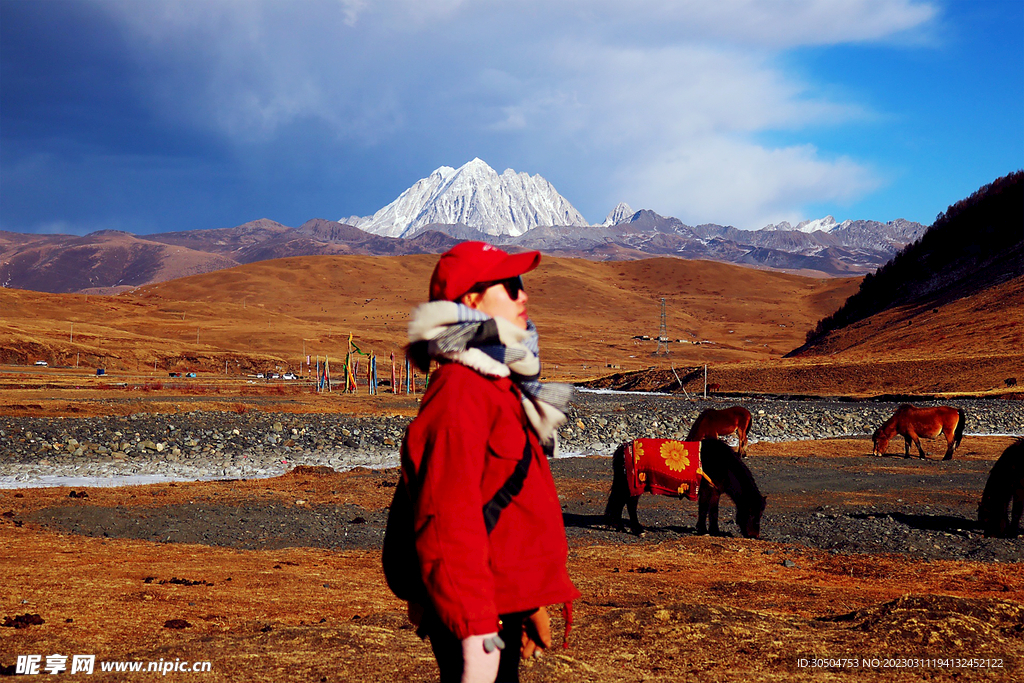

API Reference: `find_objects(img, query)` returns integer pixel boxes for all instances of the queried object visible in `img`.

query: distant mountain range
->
[0,220,460,294]
[2,158,930,293]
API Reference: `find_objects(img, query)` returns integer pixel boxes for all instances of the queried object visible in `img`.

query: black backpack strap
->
[481,421,533,534]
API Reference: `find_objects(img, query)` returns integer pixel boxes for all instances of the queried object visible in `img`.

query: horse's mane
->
[685,413,705,442]
[702,439,761,506]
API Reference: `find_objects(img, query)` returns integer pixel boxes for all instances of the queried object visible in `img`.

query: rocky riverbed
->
[1,392,1021,486]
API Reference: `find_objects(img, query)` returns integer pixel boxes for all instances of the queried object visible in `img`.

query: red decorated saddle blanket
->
[624,439,703,501]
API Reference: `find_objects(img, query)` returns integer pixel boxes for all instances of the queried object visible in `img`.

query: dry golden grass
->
[0,254,857,380]
[3,253,1022,411]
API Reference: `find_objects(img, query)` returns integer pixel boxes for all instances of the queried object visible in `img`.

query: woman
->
[398,241,579,683]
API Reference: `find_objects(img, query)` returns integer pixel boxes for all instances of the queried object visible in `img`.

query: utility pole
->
[652,298,670,356]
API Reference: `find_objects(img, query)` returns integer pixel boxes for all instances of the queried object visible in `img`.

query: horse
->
[686,406,752,456]
[605,438,767,539]
[978,439,1024,538]
[871,404,966,460]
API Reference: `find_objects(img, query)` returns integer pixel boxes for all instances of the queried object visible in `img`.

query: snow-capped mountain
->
[763,216,840,233]
[603,202,635,226]
[343,158,588,238]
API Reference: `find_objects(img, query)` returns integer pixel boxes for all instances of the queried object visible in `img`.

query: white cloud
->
[91,0,937,225]
[336,0,368,27]
[619,138,882,229]
[474,41,880,226]
[583,0,938,48]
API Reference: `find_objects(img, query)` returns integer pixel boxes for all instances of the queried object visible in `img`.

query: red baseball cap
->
[429,241,541,302]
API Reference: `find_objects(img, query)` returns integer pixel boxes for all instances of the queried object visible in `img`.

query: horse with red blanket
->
[686,406,752,456]
[872,404,966,460]
[604,438,766,538]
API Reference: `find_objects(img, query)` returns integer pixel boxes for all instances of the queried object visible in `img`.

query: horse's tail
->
[736,408,752,455]
[604,443,628,519]
[954,408,967,450]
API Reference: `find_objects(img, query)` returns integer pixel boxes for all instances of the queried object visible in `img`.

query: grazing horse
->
[686,406,752,456]
[871,404,966,460]
[605,438,767,538]
[978,439,1024,538]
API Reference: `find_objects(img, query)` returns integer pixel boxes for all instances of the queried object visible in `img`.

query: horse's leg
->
[902,434,912,459]
[604,485,627,531]
[1011,489,1024,539]
[942,430,955,460]
[737,427,748,457]
[625,495,644,536]
[914,432,927,459]
[697,486,721,536]
[707,496,721,535]
[604,476,628,532]
[905,429,926,459]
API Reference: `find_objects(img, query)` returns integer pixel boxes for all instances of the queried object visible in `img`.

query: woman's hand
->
[520,606,552,659]
[461,632,503,683]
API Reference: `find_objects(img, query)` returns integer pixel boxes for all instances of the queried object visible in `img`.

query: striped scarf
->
[408,301,572,447]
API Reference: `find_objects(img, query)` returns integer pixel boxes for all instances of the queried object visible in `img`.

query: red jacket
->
[400,362,580,639]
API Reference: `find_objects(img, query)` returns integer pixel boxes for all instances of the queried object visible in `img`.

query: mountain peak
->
[762,215,839,233]
[603,202,635,226]
[343,159,588,237]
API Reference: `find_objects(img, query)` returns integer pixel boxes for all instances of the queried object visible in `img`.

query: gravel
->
[1,393,1021,485]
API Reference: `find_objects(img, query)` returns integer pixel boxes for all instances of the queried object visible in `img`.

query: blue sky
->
[1,0,1021,235]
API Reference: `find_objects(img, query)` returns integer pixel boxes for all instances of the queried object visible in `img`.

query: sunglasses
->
[468,275,525,299]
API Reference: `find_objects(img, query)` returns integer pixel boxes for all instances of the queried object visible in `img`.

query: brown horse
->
[605,438,766,538]
[686,406,752,456]
[872,404,966,460]
[978,439,1024,538]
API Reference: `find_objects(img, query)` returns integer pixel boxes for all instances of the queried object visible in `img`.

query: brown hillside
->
[580,270,1024,399]
[0,230,237,293]
[0,255,856,386]
[798,171,1023,352]
[792,273,1024,361]
[140,219,295,258]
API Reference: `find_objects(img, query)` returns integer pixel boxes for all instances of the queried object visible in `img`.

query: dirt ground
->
[2,437,1021,682]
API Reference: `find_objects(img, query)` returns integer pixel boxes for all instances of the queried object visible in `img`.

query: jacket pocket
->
[486,415,529,461]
